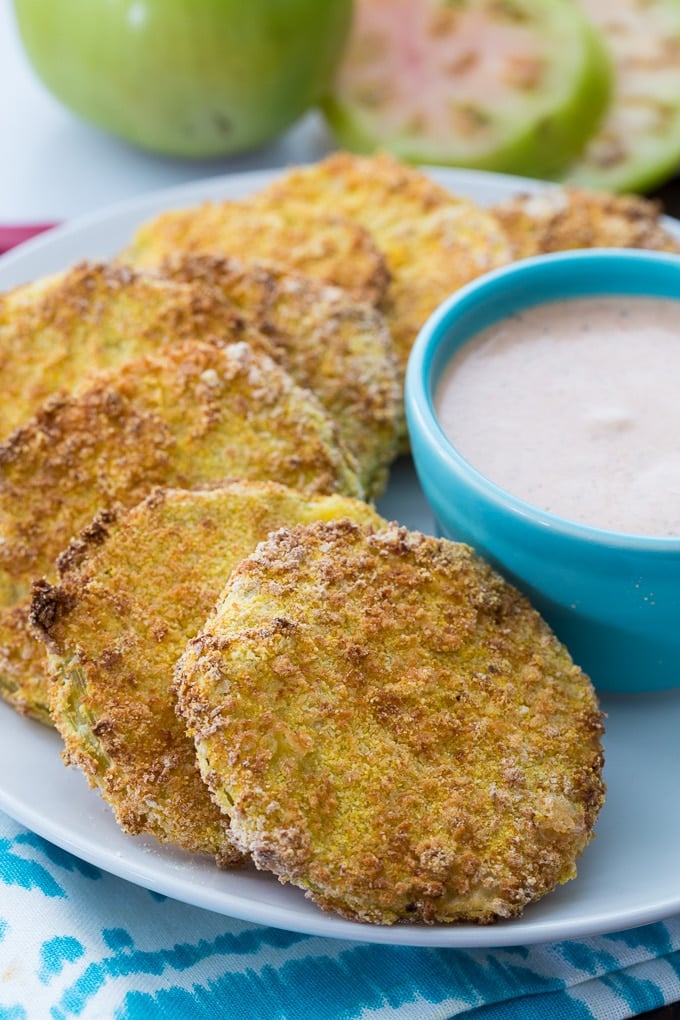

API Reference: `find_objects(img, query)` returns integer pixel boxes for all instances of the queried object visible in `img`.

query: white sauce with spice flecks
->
[434,294,680,537]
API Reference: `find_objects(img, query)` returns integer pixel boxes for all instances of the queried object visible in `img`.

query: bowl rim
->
[405,247,680,552]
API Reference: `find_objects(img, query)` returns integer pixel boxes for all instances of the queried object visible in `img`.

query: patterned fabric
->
[0,812,679,1019]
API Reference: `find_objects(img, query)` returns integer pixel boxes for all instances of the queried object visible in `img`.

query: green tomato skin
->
[14,0,352,158]
[561,132,680,195]
[560,0,680,194]
[323,3,611,180]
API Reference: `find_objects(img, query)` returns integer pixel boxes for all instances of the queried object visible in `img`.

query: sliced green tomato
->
[322,0,611,178]
[561,0,680,193]
[14,0,352,158]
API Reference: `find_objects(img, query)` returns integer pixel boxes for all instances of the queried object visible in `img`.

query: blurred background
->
[3,0,680,228]
[0,1,335,225]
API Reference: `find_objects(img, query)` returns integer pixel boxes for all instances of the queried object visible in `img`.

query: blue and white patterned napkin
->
[1,811,679,1020]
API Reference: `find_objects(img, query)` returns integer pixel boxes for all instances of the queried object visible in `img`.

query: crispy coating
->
[0,341,361,723]
[31,483,385,862]
[1,255,397,496]
[254,152,513,383]
[121,199,390,307]
[0,260,253,443]
[492,186,680,259]
[176,520,605,926]
[155,253,401,499]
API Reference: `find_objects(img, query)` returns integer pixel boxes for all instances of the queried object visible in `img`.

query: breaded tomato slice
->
[0,260,251,443]
[155,253,401,499]
[121,199,390,308]
[31,483,385,863]
[492,186,680,259]
[2,255,397,497]
[176,520,605,925]
[255,152,512,385]
[0,341,361,723]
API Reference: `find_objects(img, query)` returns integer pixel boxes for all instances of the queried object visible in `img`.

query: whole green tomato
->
[13,0,353,157]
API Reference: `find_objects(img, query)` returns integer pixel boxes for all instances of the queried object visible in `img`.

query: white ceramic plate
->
[1,166,679,949]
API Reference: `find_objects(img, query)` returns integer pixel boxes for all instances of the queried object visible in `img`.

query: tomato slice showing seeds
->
[323,0,611,178]
[561,0,680,193]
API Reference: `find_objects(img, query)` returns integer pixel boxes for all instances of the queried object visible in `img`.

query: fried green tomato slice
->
[491,186,680,259]
[0,340,361,724]
[31,483,385,863]
[0,259,254,443]
[254,152,513,386]
[176,520,605,925]
[0,256,393,497]
[155,253,401,499]
[121,199,390,308]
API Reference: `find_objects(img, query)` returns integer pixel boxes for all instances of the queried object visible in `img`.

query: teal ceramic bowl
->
[405,248,680,694]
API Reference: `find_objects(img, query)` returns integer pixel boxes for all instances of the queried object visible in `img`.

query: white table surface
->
[0,0,336,224]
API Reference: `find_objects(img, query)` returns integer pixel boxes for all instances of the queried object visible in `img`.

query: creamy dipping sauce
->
[435,295,680,536]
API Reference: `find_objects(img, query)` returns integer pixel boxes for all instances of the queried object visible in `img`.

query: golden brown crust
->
[154,253,401,499]
[492,186,680,259]
[32,483,385,861]
[0,602,51,723]
[121,199,390,307]
[254,152,512,383]
[0,254,398,496]
[176,520,605,925]
[0,260,253,443]
[0,341,362,721]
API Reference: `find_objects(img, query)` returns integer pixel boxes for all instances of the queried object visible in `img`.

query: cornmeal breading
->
[176,520,605,925]
[0,341,361,723]
[155,254,401,499]
[31,483,385,863]
[121,200,390,307]
[0,257,396,494]
[118,154,511,450]
[0,260,251,443]
[254,152,513,385]
[492,186,680,259]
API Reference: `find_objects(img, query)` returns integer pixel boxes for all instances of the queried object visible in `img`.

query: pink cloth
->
[0,223,56,254]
